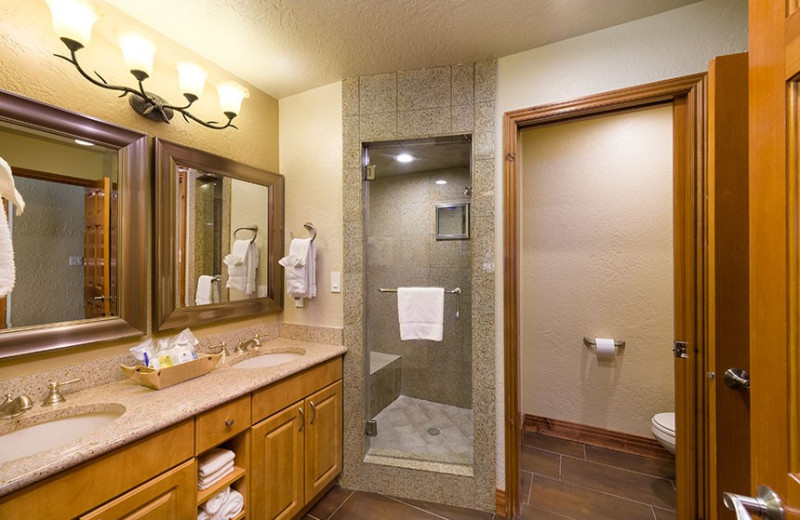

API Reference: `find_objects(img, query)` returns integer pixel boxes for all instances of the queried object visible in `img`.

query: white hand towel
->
[198,448,236,477]
[225,239,259,295]
[218,488,244,519]
[195,275,214,305]
[0,157,24,298]
[279,238,316,301]
[202,486,230,515]
[397,287,445,341]
[197,461,234,490]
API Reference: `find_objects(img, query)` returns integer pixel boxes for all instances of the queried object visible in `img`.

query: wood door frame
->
[502,73,707,519]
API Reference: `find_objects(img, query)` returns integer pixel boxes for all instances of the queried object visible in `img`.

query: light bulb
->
[396,153,414,163]
[177,61,207,102]
[217,81,250,118]
[45,0,100,50]
[118,32,156,80]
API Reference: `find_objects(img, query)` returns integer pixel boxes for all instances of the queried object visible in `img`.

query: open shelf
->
[230,511,246,520]
[197,466,246,506]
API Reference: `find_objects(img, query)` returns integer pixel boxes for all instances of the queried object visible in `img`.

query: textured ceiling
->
[101,0,701,99]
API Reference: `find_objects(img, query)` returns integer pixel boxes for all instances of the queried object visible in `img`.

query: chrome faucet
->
[0,394,33,419]
[235,334,261,354]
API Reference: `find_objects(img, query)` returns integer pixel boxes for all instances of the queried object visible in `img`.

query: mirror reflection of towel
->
[224,239,259,295]
[195,275,214,305]
[0,157,25,297]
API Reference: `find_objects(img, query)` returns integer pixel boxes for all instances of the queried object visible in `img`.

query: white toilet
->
[651,412,676,454]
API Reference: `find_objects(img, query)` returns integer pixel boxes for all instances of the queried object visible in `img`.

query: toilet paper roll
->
[595,338,616,358]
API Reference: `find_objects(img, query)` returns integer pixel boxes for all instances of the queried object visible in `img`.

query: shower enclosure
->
[363,136,474,473]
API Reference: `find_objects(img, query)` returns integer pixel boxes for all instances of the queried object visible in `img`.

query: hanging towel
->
[224,239,259,295]
[397,287,445,341]
[198,448,236,477]
[0,157,24,298]
[195,275,214,305]
[279,238,316,302]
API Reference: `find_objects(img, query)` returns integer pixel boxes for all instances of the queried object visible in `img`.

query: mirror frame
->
[0,89,148,359]
[154,138,284,331]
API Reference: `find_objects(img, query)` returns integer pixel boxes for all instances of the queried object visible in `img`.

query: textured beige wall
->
[279,83,344,327]
[520,105,675,436]
[0,0,279,377]
[366,166,472,408]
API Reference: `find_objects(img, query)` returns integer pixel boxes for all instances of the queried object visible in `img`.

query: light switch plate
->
[330,271,341,293]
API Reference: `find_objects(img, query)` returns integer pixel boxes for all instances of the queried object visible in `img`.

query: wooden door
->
[706,52,751,520]
[747,1,800,517]
[79,460,196,520]
[84,177,111,318]
[304,380,342,500]
[251,403,305,520]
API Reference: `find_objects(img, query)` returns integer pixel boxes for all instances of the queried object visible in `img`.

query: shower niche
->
[362,135,474,474]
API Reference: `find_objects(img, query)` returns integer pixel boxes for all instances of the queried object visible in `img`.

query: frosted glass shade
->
[118,32,156,78]
[216,82,250,116]
[177,62,207,99]
[45,0,99,48]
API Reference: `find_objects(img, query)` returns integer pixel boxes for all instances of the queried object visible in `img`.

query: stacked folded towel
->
[197,448,236,491]
[197,486,244,520]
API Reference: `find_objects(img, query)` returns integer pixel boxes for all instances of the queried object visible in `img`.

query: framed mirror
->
[155,139,284,331]
[0,89,148,359]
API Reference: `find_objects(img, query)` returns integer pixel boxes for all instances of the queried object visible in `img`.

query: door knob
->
[724,368,751,390]
[723,486,784,520]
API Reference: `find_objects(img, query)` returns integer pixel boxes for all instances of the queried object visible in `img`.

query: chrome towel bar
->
[379,287,462,320]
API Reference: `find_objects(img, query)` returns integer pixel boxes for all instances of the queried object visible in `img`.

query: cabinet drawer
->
[252,357,342,423]
[196,394,251,454]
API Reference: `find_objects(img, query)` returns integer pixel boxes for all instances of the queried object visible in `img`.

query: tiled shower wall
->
[341,61,497,511]
[366,166,472,409]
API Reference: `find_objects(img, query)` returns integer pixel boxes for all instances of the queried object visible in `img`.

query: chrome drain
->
[427,427,442,436]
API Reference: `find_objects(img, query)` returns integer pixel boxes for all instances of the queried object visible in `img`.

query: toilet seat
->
[651,412,675,436]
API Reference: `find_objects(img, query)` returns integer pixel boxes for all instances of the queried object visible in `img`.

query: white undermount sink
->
[0,406,124,464]
[233,350,304,369]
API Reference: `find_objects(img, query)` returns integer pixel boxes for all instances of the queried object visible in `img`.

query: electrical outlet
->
[68,256,83,266]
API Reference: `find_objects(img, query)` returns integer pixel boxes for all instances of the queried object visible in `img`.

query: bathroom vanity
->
[0,340,344,520]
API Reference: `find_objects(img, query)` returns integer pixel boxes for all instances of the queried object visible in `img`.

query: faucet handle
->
[42,378,81,406]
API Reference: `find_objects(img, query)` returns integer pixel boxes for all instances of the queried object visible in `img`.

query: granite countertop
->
[0,338,347,498]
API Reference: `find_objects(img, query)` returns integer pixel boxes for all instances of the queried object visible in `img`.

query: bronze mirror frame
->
[0,89,148,359]
[154,138,284,331]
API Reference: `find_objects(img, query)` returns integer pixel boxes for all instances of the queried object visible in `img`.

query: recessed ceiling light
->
[396,153,414,163]
[435,180,447,185]
[74,139,94,146]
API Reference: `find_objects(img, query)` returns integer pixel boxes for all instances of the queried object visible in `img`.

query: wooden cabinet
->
[250,359,343,520]
[79,459,196,520]
[304,381,343,500]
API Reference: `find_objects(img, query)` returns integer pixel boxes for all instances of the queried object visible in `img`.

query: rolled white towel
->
[198,448,235,477]
[202,486,231,515]
[197,510,212,520]
[218,488,244,519]
[197,461,234,490]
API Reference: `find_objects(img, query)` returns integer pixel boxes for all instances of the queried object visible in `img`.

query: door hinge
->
[673,341,689,359]
[365,420,377,437]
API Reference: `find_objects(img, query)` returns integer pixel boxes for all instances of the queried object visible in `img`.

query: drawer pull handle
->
[309,401,317,424]
[225,419,235,427]
[298,406,305,431]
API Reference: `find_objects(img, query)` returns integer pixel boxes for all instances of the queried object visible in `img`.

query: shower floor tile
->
[368,395,473,466]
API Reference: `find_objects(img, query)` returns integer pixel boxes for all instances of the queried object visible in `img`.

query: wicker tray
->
[121,353,222,390]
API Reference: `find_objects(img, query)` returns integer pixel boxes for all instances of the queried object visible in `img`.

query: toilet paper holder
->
[583,337,626,348]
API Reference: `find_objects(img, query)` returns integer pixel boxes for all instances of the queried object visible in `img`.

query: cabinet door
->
[79,459,196,520]
[251,402,305,520]
[304,380,342,500]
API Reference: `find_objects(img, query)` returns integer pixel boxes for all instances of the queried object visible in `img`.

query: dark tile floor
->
[304,486,499,520]
[520,431,676,520]
[303,431,676,520]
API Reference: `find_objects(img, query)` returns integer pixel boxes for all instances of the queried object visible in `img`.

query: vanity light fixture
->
[396,153,414,163]
[44,0,249,130]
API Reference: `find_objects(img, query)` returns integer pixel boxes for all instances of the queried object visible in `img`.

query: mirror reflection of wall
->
[176,166,269,309]
[0,121,118,329]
